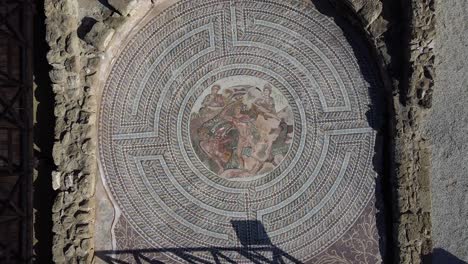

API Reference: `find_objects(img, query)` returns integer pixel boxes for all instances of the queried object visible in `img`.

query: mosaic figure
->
[190,83,294,179]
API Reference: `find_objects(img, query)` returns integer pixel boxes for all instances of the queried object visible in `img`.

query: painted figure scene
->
[190,82,294,180]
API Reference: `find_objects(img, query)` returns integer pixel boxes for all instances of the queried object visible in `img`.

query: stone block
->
[50,68,67,84]
[65,56,80,72]
[65,33,80,54]
[52,171,62,190]
[64,244,76,258]
[84,22,115,50]
[368,15,389,38]
[52,245,66,263]
[62,216,76,230]
[52,192,65,213]
[359,0,383,27]
[108,0,138,16]
[345,0,366,11]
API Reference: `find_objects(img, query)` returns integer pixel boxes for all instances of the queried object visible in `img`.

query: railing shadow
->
[95,220,302,264]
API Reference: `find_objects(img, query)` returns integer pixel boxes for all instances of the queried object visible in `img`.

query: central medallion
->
[190,76,294,180]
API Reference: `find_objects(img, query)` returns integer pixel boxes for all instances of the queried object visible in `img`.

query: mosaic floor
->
[96,0,386,263]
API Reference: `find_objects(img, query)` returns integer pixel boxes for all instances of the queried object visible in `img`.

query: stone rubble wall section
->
[44,0,133,262]
[397,0,435,262]
[44,0,435,263]
[330,0,435,263]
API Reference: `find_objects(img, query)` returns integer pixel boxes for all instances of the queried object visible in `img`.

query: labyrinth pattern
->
[97,0,384,262]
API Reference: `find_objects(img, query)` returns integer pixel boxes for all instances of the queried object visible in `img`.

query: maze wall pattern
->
[98,0,383,262]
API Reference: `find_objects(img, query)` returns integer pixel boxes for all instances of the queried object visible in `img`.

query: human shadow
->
[428,248,468,264]
[95,220,302,264]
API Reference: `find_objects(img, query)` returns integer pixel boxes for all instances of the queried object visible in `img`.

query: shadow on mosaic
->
[95,220,301,263]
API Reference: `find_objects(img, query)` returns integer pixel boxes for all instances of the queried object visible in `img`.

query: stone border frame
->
[43,0,434,263]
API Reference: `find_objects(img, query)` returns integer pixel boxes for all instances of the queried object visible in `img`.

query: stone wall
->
[43,0,435,263]
[397,0,434,262]
[46,0,101,262]
[330,0,435,262]
[326,0,435,262]
[44,0,149,262]
[45,0,91,260]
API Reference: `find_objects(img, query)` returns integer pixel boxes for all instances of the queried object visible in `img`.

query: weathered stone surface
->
[368,15,388,38]
[358,0,383,26]
[84,22,115,50]
[65,56,80,72]
[45,0,99,262]
[392,0,435,262]
[78,0,113,23]
[104,15,128,29]
[65,33,80,54]
[108,0,138,16]
[345,0,365,11]
[426,0,468,261]
[52,171,62,190]
[52,243,66,263]
[64,244,76,259]
[49,68,67,84]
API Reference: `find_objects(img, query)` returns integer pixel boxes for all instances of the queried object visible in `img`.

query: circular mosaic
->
[190,78,294,180]
[98,0,381,262]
